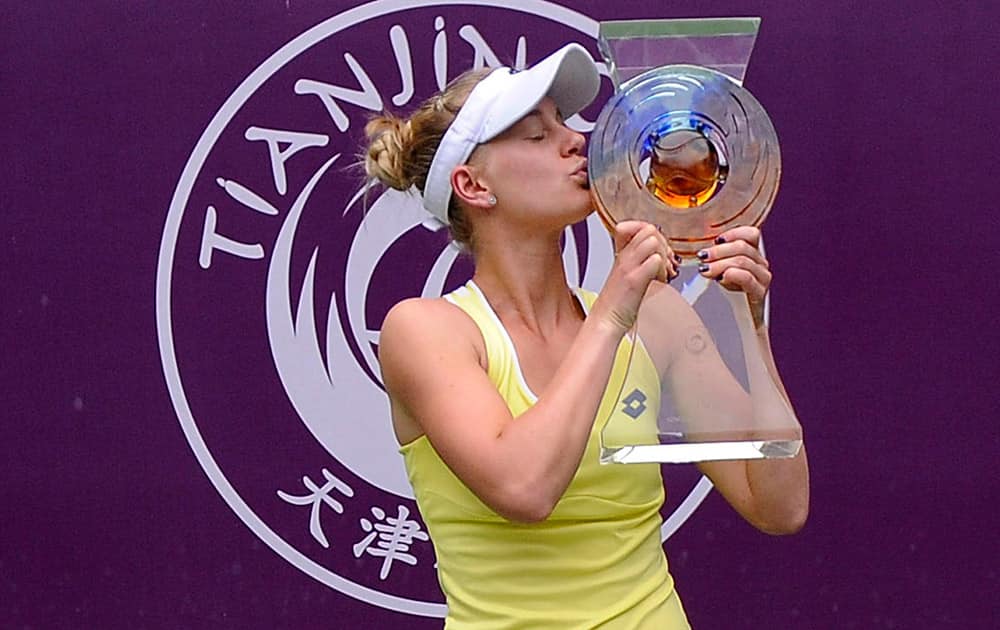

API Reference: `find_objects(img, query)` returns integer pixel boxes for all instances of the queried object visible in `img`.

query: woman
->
[364,43,809,628]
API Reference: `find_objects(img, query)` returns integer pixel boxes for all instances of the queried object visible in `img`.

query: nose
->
[562,125,585,156]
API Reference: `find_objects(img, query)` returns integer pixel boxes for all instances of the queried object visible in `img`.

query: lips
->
[571,159,589,185]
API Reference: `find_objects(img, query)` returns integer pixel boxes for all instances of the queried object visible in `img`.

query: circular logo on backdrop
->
[157,0,713,617]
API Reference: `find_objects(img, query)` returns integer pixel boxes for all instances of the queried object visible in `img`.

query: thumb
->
[612,220,647,252]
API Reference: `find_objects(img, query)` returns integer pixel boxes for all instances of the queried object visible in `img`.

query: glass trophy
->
[589,18,803,463]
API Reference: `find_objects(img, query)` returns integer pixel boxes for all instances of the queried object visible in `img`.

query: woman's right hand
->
[593,220,679,336]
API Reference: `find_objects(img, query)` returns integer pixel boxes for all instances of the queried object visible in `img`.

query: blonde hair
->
[363,68,491,251]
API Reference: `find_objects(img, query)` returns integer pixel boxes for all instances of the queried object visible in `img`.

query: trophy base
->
[600,438,801,464]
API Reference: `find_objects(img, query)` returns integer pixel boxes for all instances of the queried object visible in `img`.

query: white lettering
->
[215,177,279,215]
[353,505,429,580]
[198,206,264,269]
[515,35,527,70]
[277,469,355,549]
[244,127,329,196]
[295,53,383,132]
[458,25,527,70]
[433,16,448,91]
[389,25,414,107]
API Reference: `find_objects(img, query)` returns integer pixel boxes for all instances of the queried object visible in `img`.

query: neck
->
[471,229,580,337]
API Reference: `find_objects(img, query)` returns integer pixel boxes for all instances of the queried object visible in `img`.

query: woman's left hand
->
[695,226,771,326]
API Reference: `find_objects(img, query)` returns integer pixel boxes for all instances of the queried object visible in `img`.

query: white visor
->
[422,43,600,225]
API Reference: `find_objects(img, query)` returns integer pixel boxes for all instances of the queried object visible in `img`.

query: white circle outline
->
[156,0,711,618]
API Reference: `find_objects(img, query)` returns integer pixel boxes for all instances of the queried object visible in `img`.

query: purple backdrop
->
[5,1,999,628]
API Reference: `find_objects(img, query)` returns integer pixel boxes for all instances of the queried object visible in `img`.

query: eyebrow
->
[520,107,564,126]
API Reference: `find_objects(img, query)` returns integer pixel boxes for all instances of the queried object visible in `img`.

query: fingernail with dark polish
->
[696,250,708,260]
[674,253,683,263]
[698,263,710,273]
[714,236,726,244]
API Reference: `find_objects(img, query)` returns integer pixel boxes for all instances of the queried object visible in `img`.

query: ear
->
[451,164,494,210]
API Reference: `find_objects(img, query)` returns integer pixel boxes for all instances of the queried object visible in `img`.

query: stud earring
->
[487,194,497,207]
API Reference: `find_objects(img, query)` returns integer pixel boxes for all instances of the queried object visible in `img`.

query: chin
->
[569,190,594,220]
[557,206,592,229]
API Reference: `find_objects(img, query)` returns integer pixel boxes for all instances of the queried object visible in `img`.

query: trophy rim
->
[587,63,781,256]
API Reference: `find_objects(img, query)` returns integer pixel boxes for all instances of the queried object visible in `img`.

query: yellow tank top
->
[400,281,690,629]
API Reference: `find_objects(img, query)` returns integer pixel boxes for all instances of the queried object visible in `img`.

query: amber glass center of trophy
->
[646,130,726,208]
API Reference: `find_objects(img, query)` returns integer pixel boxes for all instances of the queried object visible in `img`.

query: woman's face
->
[473,97,591,230]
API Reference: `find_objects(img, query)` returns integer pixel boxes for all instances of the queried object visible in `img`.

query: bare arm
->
[697,323,810,535]
[644,227,810,534]
[380,222,674,523]
[381,298,622,522]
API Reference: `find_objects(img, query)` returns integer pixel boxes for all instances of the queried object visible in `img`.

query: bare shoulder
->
[380,296,484,363]
[379,295,491,445]
[379,296,486,399]
[383,295,467,323]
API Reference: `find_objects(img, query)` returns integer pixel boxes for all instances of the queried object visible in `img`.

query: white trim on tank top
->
[444,280,592,404]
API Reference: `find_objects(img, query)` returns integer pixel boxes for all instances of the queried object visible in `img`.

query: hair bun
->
[364,115,414,191]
